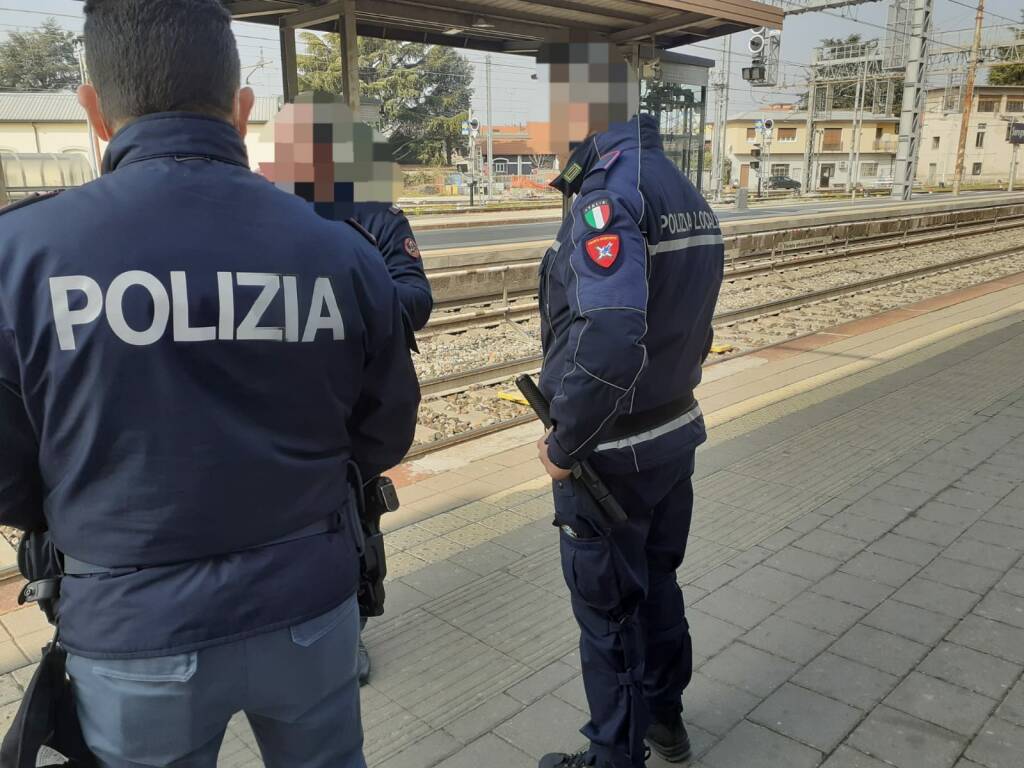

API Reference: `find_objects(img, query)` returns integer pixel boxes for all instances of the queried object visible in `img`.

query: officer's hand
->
[537,432,572,481]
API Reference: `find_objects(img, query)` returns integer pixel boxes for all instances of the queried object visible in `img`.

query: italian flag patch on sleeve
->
[582,199,612,231]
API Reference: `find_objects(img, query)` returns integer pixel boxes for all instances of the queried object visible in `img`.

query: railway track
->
[422,215,1024,334]
[410,244,1024,458]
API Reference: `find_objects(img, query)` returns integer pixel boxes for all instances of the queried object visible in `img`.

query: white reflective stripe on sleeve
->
[647,233,724,255]
[595,402,703,452]
[551,239,561,251]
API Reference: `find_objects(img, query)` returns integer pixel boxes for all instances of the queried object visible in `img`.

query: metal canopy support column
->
[279,23,298,102]
[891,0,931,200]
[339,0,360,111]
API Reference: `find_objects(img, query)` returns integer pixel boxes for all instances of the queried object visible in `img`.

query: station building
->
[915,85,1024,188]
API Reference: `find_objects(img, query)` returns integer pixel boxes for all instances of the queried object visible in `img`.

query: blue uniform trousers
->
[553,452,696,768]
[65,595,364,768]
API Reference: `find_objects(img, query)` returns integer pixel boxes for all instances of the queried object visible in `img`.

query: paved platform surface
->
[2,276,1024,768]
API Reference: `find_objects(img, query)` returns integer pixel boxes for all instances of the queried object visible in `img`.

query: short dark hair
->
[83,0,240,125]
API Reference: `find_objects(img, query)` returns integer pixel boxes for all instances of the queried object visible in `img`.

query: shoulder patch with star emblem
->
[585,234,620,269]
[404,237,421,259]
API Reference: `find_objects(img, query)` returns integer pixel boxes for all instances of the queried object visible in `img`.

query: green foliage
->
[297,33,474,165]
[820,33,863,48]
[988,11,1024,85]
[0,19,81,92]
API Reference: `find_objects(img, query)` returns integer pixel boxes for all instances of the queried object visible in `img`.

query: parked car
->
[767,175,801,190]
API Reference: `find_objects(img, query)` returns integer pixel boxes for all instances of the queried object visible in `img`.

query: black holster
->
[354,473,400,618]
[16,531,61,624]
[1,531,97,767]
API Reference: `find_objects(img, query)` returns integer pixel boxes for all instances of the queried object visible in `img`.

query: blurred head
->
[538,38,631,165]
[78,0,254,141]
[258,91,402,220]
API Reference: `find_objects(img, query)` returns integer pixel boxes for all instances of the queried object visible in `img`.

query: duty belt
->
[605,394,697,440]
[61,516,338,576]
[596,394,701,452]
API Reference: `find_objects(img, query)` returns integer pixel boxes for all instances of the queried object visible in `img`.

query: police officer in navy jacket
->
[535,42,724,768]
[0,1,418,765]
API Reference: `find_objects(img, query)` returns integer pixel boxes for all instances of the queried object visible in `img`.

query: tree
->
[988,11,1024,85]
[297,33,474,165]
[0,19,81,92]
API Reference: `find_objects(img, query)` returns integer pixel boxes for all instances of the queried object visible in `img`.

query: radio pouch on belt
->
[0,531,98,768]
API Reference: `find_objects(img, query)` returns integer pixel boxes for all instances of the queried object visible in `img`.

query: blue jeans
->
[66,594,364,768]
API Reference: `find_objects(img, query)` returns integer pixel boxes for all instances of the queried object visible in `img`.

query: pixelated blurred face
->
[259,91,402,220]
[538,42,631,163]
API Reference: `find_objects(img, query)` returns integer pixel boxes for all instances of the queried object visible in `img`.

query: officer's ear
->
[77,84,114,143]
[234,87,256,139]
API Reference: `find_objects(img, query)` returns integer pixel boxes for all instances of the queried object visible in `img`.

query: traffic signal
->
[742,65,767,82]
[751,145,762,158]
[750,161,760,170]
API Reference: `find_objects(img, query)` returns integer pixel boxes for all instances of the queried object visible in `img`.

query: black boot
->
[538,749,597,768]
[358,636,371,686]
[645,714,691,762]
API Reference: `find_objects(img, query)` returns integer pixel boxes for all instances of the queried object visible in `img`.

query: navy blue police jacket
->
[0,113,420,658]
[540,114,724,474]
[349,204,433,332]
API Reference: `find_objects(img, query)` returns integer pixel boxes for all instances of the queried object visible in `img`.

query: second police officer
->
[534,40,724,768]
[258,91,434,684]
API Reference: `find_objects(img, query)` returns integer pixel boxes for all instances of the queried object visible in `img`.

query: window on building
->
[932,136,940,149]
[746,127,756,140]
[861,162,879,177]
[822,127,842,151]
[1007,100,1024,113]
[972,162,983,175]
[975,132,985,148]
[770,163,790,177]
[875,126,884,139]
[777,127,797,142]
[977,99,998,112]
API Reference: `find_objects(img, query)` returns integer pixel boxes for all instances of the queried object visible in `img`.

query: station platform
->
[2,275,1024,768]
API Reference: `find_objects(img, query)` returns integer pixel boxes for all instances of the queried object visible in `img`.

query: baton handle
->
[515,375,627,526]
[515,375,552,429]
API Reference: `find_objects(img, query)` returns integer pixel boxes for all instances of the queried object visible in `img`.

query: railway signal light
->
[742,65,767,82]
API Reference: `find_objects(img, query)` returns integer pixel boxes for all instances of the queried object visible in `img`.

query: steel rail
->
[408,247,1024,460]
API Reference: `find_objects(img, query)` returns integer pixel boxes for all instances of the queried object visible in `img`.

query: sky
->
[2,0,1021,125]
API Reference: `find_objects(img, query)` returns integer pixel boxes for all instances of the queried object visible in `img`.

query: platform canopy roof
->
[224,0,783,54]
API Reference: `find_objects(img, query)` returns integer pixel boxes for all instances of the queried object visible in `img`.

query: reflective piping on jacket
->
[594,402,703,451]
[648,233,724,255]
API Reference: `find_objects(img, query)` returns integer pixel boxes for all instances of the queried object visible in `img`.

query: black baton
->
[516,375,628,527]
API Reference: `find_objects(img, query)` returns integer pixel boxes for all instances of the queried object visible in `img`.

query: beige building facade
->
[0,92,381,183]
[719,109,901,191]
[915,85,1024,187]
